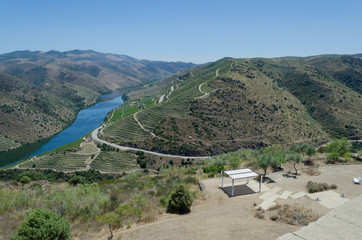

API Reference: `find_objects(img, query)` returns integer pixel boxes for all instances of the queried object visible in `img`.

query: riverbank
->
[0,94,124,167]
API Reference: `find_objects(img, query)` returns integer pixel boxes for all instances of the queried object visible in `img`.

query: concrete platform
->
[257,201,277,211]
[278,193,362,240]
[290,191,306,199]
[259,187,281,200]
[306,190,349,209]
[279,191,292,200]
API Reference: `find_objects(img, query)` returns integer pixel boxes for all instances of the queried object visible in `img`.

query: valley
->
[0,50,194,153]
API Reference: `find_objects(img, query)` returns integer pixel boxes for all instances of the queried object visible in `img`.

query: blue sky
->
[0,0,361,63]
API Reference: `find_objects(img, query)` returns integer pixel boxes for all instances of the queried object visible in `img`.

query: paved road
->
[91,126,210,159]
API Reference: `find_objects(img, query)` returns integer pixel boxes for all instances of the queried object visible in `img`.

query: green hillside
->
[101,56,361,156]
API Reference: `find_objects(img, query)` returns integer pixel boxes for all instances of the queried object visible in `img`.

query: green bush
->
[12,209,71,240]
[183,176,198,185]
[202,165,224,174]
[327,152,340,163]
[159,195,168,207]
[167,185,193,214]
[325,138,351,156]
[20,176,31,184]
[68,175,86,186]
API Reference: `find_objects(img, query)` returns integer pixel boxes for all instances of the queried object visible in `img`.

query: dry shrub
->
[254,207,265,219]
[267,204,281,211]
[306,181,338,193]
[270,215,279,221]
[274,204,318,225]
[254,211,264,219]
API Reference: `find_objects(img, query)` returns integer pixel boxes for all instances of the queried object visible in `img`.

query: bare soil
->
[95,164,362,240]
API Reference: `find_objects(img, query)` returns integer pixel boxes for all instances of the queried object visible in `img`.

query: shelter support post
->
[231,179,234,197]
[259,175,263,192]
[247,177,249,184]
[221,171,224,187]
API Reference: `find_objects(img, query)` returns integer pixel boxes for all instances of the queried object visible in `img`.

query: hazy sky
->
[1,0,361,63]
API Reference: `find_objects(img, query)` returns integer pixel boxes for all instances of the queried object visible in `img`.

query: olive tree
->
[253,154,273,178]
[285,153,304,175]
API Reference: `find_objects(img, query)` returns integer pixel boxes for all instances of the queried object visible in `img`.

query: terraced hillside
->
[0,50,194,151]
[20,153,88,171]
[90,151,139,172]
[101,56,361,156]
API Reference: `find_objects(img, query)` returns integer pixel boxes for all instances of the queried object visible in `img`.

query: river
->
[0,95,124,167]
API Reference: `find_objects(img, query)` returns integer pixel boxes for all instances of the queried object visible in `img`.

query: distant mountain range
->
[101,54,361,156]
[0,50,195,151]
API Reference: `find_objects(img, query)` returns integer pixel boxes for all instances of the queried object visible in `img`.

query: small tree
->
[253,154,273,177]
[167,184,193,214]
[285,153,304,175]
[101,212,119,240]
[305,146,316,160]
[12,209,71,240]
[291,143,312,158]
[20,176,31,184]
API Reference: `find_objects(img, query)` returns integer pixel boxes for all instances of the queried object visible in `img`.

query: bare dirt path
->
[95,164,362,240]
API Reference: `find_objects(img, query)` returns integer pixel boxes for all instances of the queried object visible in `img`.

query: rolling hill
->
[101,55,361,156]
[0,50,194,151]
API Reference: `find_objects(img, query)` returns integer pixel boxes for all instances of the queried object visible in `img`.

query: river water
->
[0,95,124,167]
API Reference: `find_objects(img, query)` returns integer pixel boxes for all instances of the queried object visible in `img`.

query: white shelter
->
[221,168,262,197]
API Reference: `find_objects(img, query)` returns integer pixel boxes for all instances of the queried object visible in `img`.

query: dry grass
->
[269,204,318,226]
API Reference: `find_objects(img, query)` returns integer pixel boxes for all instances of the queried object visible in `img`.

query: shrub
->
[68,175,86,186]
[267,204,281,211]
[11,209,71,240]
[306,181,337,193]
[272,204,317,226]
[325,138,351,156]
[254,208,265,219]
[183,176,198,185]
[159,195,168,207]
[228,156,241,169]
[167,185,193,214]
[270,215,279,221]
[202,165,224,174]
[20,176,31,184]
[327,152,340,163]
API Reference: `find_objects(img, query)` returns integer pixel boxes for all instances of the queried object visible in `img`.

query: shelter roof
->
[224,168,259,180]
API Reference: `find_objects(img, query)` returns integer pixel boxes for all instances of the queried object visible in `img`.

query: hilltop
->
[0,50,194,151]
[101,55,361,157]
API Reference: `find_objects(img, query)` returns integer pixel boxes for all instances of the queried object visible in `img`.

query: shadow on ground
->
[221,185,255,197]
[282,173,297,179]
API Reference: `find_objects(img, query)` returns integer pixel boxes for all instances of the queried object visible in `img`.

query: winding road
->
[92,126,210,159]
